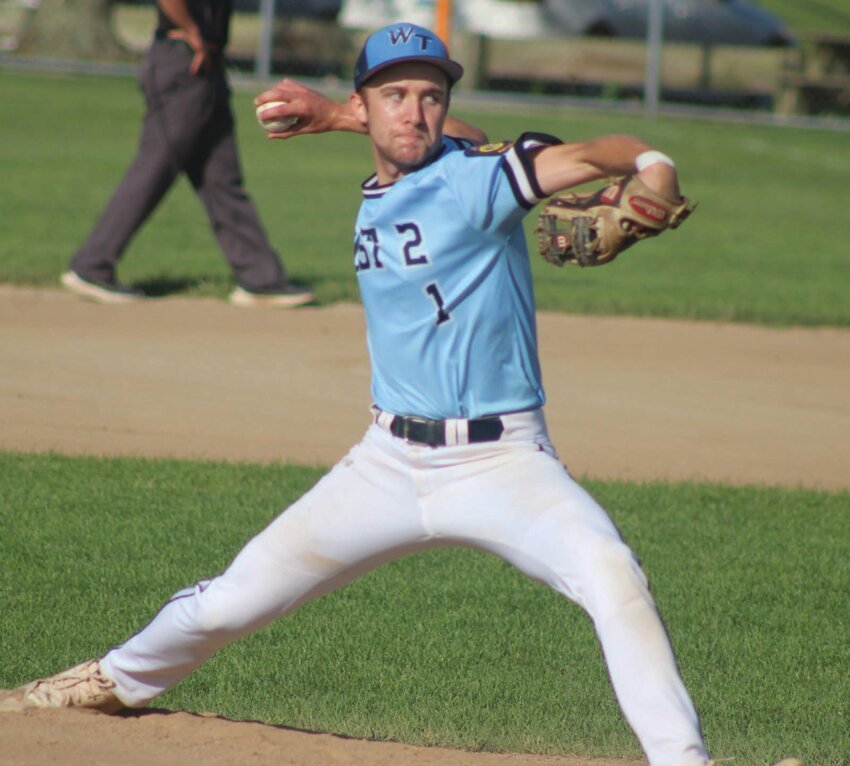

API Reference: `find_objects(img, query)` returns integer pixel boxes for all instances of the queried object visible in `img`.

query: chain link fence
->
[1,0,848,123]
[213,0,850,121]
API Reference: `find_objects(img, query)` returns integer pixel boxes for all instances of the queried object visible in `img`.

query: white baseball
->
[256,100,299,132]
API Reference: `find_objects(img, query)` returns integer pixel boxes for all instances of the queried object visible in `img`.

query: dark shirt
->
[155,0,232,48]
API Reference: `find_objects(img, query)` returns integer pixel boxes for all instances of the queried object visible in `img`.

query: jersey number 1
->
[425,282,451,325]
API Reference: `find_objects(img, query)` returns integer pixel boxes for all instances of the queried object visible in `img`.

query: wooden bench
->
[796,31,850,77]
[776,72,850,115]
[776,32,850,116]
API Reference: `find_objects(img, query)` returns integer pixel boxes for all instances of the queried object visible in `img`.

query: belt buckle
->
[408,416,445,447]
[391,415,446,447]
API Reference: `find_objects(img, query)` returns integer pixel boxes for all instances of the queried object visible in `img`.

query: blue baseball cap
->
[354,23,464,90]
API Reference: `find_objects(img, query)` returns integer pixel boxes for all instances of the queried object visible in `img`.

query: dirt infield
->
[2,285,847,489]
[1,283,847,766]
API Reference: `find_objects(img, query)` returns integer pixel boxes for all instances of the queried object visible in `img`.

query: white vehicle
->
[544,0,794,46]
[235,0,794,47]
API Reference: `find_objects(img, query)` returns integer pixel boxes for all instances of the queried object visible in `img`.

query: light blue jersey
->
[354,132,561,419]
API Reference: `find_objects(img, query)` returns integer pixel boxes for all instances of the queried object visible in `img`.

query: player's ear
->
[350,91,368,126]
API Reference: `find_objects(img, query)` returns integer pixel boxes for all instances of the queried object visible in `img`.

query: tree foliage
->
[18,0,133,60]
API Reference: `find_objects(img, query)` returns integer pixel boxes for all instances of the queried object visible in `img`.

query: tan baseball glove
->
[535,175,696,267]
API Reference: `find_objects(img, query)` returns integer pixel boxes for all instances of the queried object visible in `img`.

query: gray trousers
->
[70,39,287,292]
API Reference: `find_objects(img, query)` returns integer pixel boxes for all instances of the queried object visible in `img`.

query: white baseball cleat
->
[0,659,125,713]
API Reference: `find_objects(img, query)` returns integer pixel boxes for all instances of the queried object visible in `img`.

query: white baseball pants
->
[101,408,709,766]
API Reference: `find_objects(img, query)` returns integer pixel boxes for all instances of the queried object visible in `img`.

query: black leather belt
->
[389,414,504,447]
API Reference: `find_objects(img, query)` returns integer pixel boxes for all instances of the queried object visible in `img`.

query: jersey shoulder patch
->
[464,141,514,157]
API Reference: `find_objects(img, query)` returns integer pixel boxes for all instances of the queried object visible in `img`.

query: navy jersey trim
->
[362,174,385,198]
[503,132,562,210]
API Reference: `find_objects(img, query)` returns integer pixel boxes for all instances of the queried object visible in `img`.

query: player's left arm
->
[532,134,681,199]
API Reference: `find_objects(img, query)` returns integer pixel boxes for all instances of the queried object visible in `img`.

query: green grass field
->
[1,452,847,765]
[0,70,848,325]
[760,0,850,34]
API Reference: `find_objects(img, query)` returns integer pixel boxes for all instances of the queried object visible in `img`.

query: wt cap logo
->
[388,26,433,49]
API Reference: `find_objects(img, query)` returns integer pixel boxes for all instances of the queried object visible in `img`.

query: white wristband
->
[635,150,675,172]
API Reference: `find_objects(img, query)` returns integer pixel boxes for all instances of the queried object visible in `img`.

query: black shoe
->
[61,271,145,304]
[228,284,314,308]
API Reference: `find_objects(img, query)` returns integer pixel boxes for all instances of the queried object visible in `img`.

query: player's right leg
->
[91,426,433,709]
[1,426,427,712]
